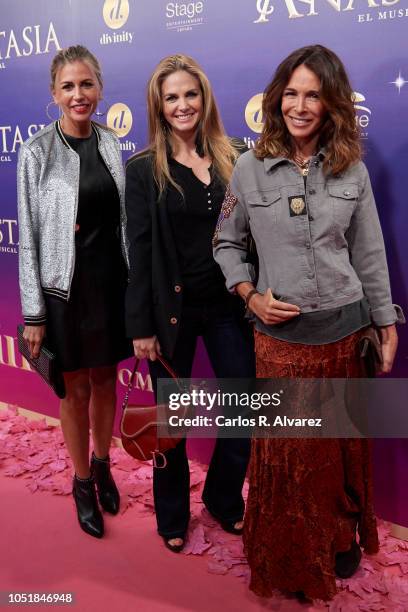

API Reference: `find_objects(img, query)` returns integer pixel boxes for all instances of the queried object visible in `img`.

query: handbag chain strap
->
[122,356,182,411]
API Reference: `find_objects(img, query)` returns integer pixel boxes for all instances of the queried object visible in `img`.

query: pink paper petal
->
[207,562,228,575]
[4,464,26,477]
[49,459,67,472]
[183,523,211,555]
[357,599,381,611]
[230,565,250,578]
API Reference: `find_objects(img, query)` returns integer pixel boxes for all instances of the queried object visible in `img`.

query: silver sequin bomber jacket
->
[213,150,404,327]
[17,121,129,326]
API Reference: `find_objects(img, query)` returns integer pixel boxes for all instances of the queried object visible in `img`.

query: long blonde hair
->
[145,54,237,195]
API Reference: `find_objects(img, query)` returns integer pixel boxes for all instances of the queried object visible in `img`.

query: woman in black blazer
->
[125,54,255,552]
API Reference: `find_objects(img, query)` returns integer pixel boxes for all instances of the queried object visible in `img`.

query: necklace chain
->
[293,154,312,177]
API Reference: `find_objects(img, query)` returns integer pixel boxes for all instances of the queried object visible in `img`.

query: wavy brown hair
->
[145,54,237,195]
[255,45,361,176]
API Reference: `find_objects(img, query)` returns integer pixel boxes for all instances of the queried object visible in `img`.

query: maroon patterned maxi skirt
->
[243,329,379,601]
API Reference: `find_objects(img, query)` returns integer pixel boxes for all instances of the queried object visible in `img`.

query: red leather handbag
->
[120,357,185,468]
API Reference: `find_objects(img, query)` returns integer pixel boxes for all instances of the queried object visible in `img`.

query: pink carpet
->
[1,406,407,611]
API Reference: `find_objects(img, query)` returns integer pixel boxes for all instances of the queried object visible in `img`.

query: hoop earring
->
[94,98,109,118]
[45,100,61,121]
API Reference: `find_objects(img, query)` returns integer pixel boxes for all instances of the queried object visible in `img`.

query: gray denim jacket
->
[213,150,403,327]
[17,121,128,325]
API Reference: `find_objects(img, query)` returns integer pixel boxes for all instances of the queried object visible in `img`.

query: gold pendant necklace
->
[293,154,312,177]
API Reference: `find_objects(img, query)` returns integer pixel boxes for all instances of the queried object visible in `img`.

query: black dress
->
[44,131,132,372]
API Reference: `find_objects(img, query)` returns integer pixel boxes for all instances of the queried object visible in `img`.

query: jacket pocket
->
[246,188,281,232]
[328,183,358,230]
[247,188,281,207]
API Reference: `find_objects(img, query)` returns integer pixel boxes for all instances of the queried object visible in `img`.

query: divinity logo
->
[245,93,264,133]
[106,103,137,153]
[107,103,132,138]
[100,0,134,45]
[103,0,130,29]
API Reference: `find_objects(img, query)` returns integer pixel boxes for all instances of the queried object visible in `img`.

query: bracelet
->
[245,289,259,309]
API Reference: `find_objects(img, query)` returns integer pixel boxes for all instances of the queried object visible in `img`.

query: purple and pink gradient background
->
[0,0,407,522]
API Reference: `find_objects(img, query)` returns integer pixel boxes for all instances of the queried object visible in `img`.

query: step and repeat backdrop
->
[1,0,407,419]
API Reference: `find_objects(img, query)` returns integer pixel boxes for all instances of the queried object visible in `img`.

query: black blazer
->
[124,140,248,359]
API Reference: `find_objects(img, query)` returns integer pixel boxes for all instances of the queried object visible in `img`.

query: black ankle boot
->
[91,452,120,515]
[335,539,362,579]
[72,475,104,538]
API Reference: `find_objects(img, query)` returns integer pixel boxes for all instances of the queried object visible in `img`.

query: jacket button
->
[309,215,314,221]
[309,188,316,195]
[305,241,311,249]
[307,272,314,279]
[174,285,182,293]
[170,317,178,325]
[261,196,267,202]
[343,190,351,197]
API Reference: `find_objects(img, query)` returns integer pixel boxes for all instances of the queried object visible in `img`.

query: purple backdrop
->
[0,0,407,522]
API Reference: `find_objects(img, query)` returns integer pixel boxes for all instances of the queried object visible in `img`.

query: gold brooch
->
[290,197,305,215]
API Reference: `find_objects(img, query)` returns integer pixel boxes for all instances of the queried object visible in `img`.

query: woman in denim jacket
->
[214,45,403,600]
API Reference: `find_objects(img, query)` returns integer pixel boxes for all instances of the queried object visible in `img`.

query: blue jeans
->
[149,299,255,538]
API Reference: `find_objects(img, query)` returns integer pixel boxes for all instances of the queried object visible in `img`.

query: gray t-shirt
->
[255,297,370,345]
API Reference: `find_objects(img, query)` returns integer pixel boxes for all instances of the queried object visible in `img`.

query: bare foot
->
[167,537,183,547]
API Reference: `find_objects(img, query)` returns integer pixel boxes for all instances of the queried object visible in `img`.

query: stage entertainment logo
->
[0,219,18,255]
[106,103,137,153]
[0,123,46,162]
[253,0,408,24]
[166,1,205,32]
[100,0,134,45]
[0,22,61,70]
[243,91,371,141]
[353,92,371,138]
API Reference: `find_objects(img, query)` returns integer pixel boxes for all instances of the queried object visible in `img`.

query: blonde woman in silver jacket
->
[17,45,131,538]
